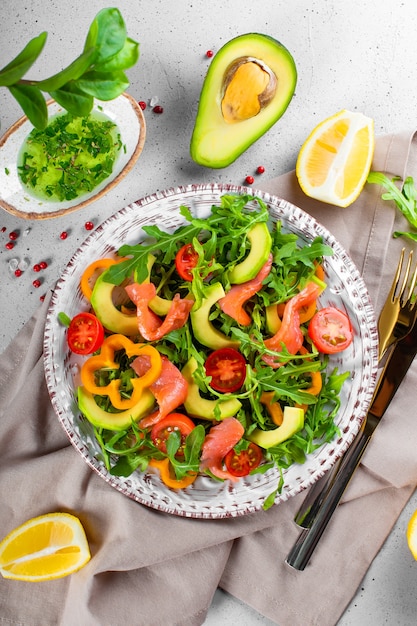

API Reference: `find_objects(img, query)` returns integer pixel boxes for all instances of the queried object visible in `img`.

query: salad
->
[62,194,352,509]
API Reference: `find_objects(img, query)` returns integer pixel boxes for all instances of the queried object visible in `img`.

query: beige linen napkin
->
[1,131,417,626]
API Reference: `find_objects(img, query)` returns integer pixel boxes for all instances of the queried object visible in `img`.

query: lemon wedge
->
[0,512,91,581]
[296,109,375,207]
[407,508,417,560]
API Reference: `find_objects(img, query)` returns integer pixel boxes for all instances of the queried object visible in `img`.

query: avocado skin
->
[190,33,297,168]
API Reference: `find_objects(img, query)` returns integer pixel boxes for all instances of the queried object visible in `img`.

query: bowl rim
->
[0,92,146,220]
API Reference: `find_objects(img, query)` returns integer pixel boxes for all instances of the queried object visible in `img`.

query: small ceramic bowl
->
[0,92,146,219]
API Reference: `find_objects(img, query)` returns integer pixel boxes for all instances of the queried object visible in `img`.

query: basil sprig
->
[0,7,139,129]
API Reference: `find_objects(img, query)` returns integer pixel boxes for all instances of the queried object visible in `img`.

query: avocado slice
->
[190,33,297,168]
[249,406,304,449]
[229,222,272,284]
[78,386,155,431]
[182,357,242,420]
[191,282,240,350]
[90,270,138,336]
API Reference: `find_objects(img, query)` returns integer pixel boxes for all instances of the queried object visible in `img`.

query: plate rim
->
[43,183,379,518]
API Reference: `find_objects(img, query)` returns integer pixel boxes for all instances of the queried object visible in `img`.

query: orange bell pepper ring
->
[149,458,197,489]
[80,257,128,301]
[80,334,162,410]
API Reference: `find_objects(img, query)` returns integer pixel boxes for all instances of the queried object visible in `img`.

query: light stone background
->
[1,1,417,624]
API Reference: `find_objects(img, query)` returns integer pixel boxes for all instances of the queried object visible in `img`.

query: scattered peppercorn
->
[138,101,147,110]
[33,264,41,272]
[14,269,23,277]
[206,50,214,58]
[256,166,265,174]
[60,231,68,240]
[245,175,255,185]
[5,242,14,250]
[9,231,18,240]
[39,261,48,270]
[84,221,94,231]
[153,105,164,114]
[32,279,41,288]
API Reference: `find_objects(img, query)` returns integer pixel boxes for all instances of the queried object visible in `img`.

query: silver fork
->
[293,248,417,530]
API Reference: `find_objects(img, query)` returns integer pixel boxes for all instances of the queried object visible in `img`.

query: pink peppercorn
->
[39,261,48,270]
[245,175,255,185]
[33,264,41,272]
[153,105,164,114]
[256,166,265,174]
[85,221,94,231]
[5,242,14,250]
[206,50,214,58]
[60,231,68,240]
[8,231,18,240]
[33,279,41,288]
[138,101,147,110]
[14,269,22,277]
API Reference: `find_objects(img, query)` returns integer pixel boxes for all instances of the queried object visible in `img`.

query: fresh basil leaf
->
[49,83,93,117]
[36,47,96,92]
[84,7,127,64]
[0,32,47,86]
[74,70,129,100]
[8,84,48,128]
[94,38,139,72]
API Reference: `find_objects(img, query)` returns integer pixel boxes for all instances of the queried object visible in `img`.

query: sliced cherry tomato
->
[308,307,353,354]
[67,312,104,355]
[204,348,246,393]
[175,243,199,281]
[224,442,263,477]
[151,413,195,457]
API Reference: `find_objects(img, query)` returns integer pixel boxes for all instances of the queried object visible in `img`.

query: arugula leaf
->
[367,171,417,241]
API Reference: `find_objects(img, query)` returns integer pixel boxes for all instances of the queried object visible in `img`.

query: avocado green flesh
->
[90,271,138,336]
[229,222,272,284]
[249,406,304,449]
[78,386,155,431]
[190,282,240,350]
[190,33,297,168]
[182,357,242,420]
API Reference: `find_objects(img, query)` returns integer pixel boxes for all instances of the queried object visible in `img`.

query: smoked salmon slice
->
[263,281,322,368]
[131,354,189,429]
[125,282,194,341]
[219,254,273,326]
[200,417,244,482]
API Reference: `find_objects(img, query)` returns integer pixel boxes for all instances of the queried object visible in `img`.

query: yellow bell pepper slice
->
[149,458,197,489]
[80,334,162,410]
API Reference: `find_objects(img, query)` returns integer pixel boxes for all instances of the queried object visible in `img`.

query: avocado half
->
[190,33,297,168]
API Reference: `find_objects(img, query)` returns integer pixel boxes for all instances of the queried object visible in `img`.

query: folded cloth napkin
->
[1,130,417,626]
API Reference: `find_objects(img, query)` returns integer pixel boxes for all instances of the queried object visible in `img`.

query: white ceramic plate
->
[43,184,379,518]
[0,93,145,219]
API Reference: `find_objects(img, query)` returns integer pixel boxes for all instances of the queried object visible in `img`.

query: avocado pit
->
[221,57,277,123]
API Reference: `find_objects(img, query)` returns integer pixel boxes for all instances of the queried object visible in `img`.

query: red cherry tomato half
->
[175,243,199,281]
[67,312,105,355]
[204,348,247,393]
[224,442,263,477]
[308,307,353,354]
[151,413,195,457]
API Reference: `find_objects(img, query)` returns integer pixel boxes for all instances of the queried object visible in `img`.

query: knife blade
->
[285,319,417,571]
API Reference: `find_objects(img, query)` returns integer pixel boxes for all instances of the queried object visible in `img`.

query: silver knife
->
[285,320,417,570]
